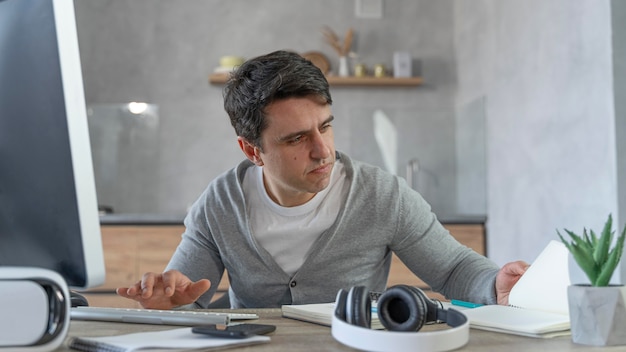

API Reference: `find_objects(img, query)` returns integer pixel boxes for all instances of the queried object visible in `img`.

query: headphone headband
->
[331,312,469,352]
[331,286,470,352]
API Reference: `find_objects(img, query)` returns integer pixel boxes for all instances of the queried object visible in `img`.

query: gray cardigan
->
[167,152,499,308]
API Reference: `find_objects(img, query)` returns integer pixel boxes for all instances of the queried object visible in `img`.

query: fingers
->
[505,260,530,275]
[161,270,182,297]
[162,272,211,299]
[498,261,530,286]
[188,279,211,298]
[495,261,531,305]
[141,272,164,298]
[115,286,131,297]
[116,270,211,309]
[116,281,143,298]
[115,272,161,299]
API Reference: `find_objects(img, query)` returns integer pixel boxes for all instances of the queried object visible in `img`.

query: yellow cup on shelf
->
[373,64,386,78]
[219,56,245,71]
[354,63,367,77]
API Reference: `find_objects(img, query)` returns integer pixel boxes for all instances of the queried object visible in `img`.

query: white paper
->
[508,240,570,315]
[70,327,270,352]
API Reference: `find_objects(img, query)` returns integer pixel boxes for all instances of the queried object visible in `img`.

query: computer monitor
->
[0,0,106,289]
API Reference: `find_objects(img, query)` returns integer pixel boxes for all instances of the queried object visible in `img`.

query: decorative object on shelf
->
[321,26,354,77]
[557,214,626,346]
[338,56,349,77]
[214,55,245,74]
[354,63,367,77]
[393,51,412,78]
[301,51,330,75]
[373,63,387,78]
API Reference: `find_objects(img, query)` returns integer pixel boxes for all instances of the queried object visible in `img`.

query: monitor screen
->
[0,0,106,289]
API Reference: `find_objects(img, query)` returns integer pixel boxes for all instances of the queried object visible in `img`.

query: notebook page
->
[462,305,570,336]
[507,240,570,315]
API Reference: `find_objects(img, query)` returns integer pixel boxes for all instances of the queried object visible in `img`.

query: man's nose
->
[310,132,331,159]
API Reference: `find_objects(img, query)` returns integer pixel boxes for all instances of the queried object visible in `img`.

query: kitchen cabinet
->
[83,223,484,307]
[387,224,486,301]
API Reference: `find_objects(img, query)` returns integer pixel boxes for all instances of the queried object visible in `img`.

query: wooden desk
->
[58,309,619,351]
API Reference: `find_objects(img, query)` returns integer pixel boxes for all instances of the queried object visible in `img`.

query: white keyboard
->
[70,306,259,326]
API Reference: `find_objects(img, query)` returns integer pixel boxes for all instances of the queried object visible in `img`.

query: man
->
[117,50,527,309]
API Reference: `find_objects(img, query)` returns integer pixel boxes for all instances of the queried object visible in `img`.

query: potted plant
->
[557,214,626,346]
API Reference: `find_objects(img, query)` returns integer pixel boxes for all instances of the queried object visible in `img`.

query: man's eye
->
[289,136,302,144]
[320,124,332,132]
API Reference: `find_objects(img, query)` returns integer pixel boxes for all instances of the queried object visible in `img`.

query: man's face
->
[252,96,335,207]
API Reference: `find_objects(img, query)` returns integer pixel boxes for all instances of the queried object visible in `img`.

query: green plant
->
[557,214,626,287]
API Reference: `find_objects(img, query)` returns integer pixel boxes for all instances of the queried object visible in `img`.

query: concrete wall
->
[612,0,626,283]
[74,0,461,216]
[454,0,621,270]
[75,0,626,276]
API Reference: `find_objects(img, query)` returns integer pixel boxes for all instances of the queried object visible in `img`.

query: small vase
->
[568,284,626,346]
[338,56,349,77]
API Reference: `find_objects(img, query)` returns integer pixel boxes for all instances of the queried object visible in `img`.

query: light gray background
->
[74,0,626,282]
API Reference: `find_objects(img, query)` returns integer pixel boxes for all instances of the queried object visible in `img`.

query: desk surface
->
[60,308,620,351]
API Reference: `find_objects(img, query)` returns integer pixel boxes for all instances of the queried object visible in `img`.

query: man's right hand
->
[116,269,211,310]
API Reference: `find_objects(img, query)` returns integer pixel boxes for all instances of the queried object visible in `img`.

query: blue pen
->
[451,299,484,308]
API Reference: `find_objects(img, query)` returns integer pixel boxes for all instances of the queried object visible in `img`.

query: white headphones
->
[0,267,70,352]
[331,285,469,352]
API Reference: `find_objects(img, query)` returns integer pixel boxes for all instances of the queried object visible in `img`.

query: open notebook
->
[462,240,571,338]
[282,302,384,329]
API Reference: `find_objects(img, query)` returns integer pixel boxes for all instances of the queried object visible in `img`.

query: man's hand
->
[116,270,211,310]
[495,261,530,305]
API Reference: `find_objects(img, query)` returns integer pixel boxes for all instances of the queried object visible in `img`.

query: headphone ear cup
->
[409,286,443,323]
[377,285,428,331]
[334,289,348,322]
[345,286,371,328]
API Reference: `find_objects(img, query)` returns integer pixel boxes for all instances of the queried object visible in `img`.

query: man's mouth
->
[309,162,333,174]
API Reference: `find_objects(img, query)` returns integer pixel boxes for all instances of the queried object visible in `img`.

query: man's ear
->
[237,137,264,166]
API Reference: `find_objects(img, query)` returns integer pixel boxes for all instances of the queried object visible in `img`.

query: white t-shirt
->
[242,161,348,276]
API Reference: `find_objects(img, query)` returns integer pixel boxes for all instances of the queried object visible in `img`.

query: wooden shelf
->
[326,76,423,87]
[208,73,229,84]
[208,73,423,87]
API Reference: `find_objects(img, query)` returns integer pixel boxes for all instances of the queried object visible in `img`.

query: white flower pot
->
[567,284,626,346]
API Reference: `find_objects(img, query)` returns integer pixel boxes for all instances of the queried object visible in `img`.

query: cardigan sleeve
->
[165,187,227,308]
[390,182,499,304]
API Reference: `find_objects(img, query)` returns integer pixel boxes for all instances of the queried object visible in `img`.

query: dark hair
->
[223,50,332,148]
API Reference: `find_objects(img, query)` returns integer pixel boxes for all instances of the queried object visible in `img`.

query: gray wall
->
[74,0,461,216]
[75,0,626,278]
[612,0,626,283]
[454,0,623,274]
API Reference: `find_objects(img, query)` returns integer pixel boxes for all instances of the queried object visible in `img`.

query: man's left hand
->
[495,261,530,305]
